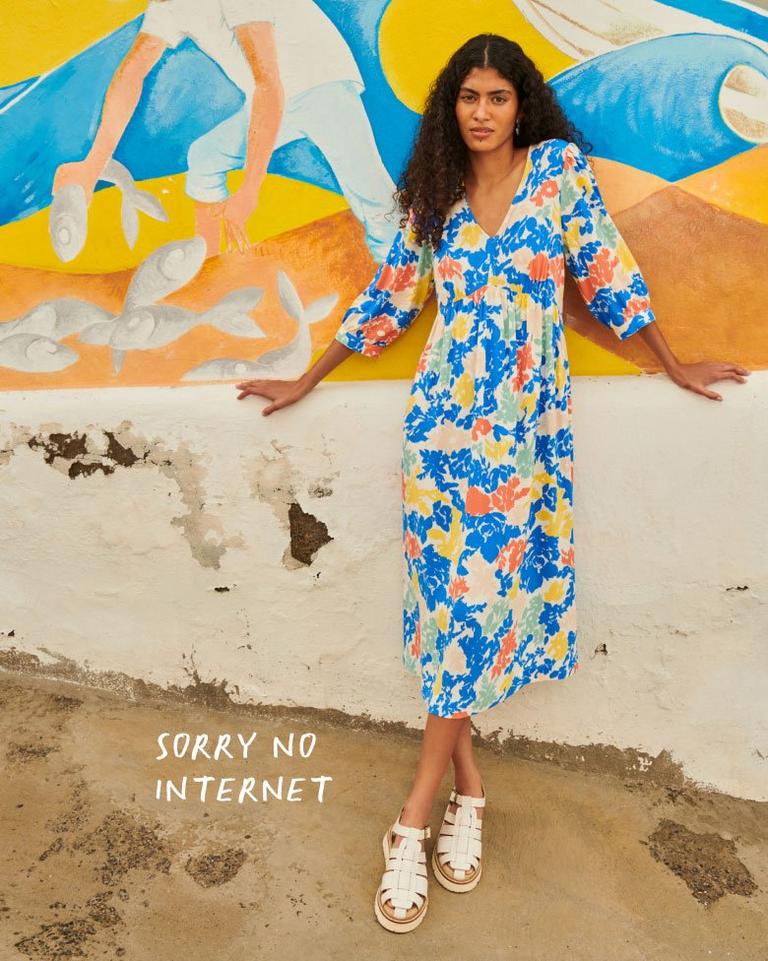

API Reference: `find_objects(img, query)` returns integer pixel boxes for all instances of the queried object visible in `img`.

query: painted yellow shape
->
[0,1,148,85]
[677,145,768,225]
[436,606,449,632]
[0,171,348,273]
[379,0,575,112]
[563,327,645,375]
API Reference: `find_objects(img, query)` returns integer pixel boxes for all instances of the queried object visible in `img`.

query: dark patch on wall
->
[0,646,242,713]
[9,424,242,569]
[288,501,333,565]
[644,818,758,906]
[104,431,147,468]
[27,432,88,466]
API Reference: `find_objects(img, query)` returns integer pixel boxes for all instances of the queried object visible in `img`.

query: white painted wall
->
[0,372,765,800]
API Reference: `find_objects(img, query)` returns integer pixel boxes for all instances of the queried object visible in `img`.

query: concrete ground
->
[1,672,767,961]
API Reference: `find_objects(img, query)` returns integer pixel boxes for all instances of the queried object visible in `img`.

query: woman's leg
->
[397,713,467,832]
[449,716,484,819]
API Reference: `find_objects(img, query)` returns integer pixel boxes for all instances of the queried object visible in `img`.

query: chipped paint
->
[247,446,334,567]
[2,422,242,568]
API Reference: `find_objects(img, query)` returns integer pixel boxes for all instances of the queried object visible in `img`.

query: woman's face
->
[455,67,520,153]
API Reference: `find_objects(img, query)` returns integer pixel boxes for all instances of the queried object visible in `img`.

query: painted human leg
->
[287,79,400,263]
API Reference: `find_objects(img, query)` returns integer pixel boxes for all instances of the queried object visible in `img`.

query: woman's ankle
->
[399,799,431,829]
[453,768,483,797]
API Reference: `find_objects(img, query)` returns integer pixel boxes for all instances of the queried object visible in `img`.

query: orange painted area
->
[677,144,768,226]
[0,209,379,390]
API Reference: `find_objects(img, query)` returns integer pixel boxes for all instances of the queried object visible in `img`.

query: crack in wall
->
[2,422,242,569]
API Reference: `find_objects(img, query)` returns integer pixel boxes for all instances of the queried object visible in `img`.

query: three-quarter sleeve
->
[334,208,435,358]
[560,141,656,341]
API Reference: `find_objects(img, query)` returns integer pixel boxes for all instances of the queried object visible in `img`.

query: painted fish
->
[0,299,114,340]
[0,333,79,372]
[100,158,169,249]
[49,184,88,263]
[182,269,337,381]
[200,288,265,337]
[124,236,207,309]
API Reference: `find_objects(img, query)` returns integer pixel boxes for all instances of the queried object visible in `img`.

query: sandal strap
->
[437,787,485,875]
[449,786,486,808]
[380,834,429,919]
[392,817,431,841]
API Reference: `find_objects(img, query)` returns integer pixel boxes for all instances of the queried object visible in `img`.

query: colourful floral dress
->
[334,138,656,718]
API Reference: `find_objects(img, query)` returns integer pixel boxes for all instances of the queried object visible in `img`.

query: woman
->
[235,34,749,933]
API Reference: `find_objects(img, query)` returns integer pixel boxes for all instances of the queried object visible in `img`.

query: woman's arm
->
[635,322,749,402]
[236,208,435,413]
[561,141,749,400]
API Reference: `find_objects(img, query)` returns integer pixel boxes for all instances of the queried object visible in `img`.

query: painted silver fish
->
[0,299,114,340]
[182,270,337,381]
[49,158,170,262]
[78,289,265,376]
[124,236,207,309]
[180,358,268,382]
[200,287,265,337]
[0,333,79,372]
[49,184,88,263]
[100,158,169,249]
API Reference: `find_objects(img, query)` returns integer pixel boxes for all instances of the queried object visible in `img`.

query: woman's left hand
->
[667,361,751,401]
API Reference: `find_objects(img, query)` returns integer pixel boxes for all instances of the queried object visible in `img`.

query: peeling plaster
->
[1,422,242,569]
[247,445,335,568]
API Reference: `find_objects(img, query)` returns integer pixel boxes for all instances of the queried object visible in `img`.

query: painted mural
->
[0,0,765,390]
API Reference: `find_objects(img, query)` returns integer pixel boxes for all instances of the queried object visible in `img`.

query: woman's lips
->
[470,128,493,139]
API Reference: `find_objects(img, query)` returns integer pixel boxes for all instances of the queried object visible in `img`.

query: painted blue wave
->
[549,33,767,181]
[0,0,418,227]
[0,1,766,227]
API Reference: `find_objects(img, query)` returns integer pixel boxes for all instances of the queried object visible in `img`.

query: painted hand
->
[220,189,255,254]
[52,159,101,202]
[668,361,750,401]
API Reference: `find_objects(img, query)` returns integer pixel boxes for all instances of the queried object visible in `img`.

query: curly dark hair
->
[395,34,592,248]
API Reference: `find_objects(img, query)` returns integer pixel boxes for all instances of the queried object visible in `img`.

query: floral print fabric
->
[335,138,656,717]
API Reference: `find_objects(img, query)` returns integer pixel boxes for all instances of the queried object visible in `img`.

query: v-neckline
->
[461,144,535,240]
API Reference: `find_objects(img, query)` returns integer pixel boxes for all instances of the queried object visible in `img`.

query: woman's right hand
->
[235,377,312,415]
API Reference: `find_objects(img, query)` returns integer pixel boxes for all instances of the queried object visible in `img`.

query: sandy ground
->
[1,672,767,961]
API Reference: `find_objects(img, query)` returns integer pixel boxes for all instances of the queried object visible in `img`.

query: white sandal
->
[431,783,485,892]
[374,806,431,933]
